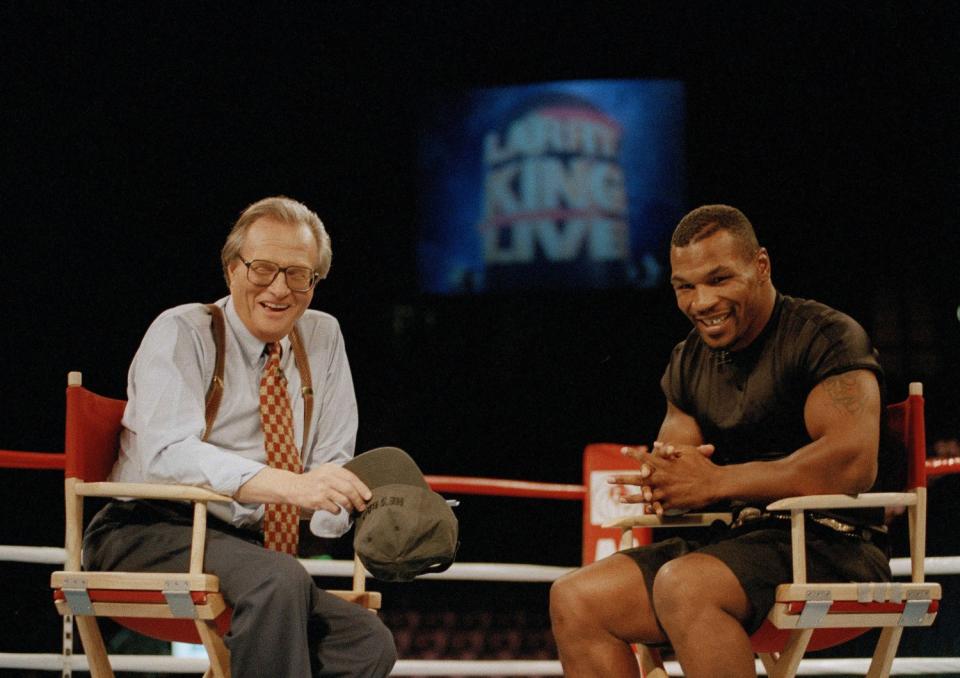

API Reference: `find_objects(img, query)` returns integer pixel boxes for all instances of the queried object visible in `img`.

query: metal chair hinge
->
[797,590,833,628]
[163,580,198,619]
[898,599,931,626]
[61,577,94,616]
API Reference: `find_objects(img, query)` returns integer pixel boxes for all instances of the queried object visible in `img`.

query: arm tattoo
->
[822,372,867,415]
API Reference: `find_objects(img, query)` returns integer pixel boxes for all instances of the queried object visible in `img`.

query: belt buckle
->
[811,514,856,535]
[731,506,765,529]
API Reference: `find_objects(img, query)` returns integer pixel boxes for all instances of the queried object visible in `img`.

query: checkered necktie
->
[259,342,302,555]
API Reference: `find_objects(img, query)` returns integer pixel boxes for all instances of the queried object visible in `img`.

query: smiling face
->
[227,216,319,343]
[670,229,774,351]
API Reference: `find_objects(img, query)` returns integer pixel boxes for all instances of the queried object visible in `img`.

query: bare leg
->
[550,553,666,677]
[652,553,755,678]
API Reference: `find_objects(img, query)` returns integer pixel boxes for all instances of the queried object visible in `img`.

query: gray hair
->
[220,196,332,286]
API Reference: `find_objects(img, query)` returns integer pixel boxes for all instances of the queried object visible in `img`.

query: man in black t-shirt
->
[550,205,891,678]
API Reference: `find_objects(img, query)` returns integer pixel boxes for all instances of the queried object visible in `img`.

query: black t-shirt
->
[661,293,887,526]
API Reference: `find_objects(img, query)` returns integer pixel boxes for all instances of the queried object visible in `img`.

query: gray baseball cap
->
[345,447,459,582]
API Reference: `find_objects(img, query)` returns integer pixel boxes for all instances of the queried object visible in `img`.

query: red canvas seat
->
[50,371,380,678]
[588,382,941,678]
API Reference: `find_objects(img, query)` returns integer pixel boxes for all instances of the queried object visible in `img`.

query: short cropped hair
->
[671,204,759,260]
[220,196,332,287]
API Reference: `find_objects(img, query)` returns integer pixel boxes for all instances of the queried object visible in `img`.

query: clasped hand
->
[607,441,717,516]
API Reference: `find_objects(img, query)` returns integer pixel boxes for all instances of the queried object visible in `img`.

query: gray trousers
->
[83,500,397,678]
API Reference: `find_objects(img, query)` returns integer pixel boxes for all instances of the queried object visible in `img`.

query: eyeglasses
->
[238,258,320,292]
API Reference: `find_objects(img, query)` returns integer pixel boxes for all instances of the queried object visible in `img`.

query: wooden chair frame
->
[51,371,380,678]
[602,382,941,678]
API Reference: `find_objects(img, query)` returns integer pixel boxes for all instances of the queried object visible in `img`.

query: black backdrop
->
[1,0,959,657]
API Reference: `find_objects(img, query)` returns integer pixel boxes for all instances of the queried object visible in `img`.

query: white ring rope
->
[3,544,959,674]
[2,653,960,675]
[4,544,960,579]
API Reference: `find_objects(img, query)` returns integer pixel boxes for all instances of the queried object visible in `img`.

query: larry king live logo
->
[479,94,633,291]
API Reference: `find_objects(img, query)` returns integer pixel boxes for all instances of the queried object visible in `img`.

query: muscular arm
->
[712,369,881,501]
[615,369,881,511]
[657,400,705,446]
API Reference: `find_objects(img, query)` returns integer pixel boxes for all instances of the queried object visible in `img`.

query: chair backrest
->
[884,381,926,491]
[65,372,127,482]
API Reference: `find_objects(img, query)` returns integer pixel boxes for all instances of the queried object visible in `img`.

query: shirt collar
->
[221,296,292,369]
[714,291,783,367]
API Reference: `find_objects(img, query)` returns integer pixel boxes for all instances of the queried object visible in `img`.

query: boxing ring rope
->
[5,543,960,580]
[927,456,960,477]
[1,654,959,676]
[2,451,960,675]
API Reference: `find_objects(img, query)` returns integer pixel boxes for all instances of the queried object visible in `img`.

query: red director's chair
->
[588,382,941,678]
[50,372,380,678]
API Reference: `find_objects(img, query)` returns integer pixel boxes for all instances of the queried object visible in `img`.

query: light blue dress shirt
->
[110,296,358,537]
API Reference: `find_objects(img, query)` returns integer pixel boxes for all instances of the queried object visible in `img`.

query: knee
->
[227,555,315,633]
[355,612,398,677]
[651,557,721,628]
[550,571,596,630]
[267,554,316,600]
[239,553,316,613]
[653,559,691,600]
[549,573,579,622]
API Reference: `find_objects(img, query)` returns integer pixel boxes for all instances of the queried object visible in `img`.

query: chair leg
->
[636,644,669,678]
[74,616,113,678]
[195,619,231,678]
[866,626,903,678]
[758,652,778,675]
[764,628,812,678]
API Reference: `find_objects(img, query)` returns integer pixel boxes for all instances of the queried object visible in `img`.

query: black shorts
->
[619,519,891,633]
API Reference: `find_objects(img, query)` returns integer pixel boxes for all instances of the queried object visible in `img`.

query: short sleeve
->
[798,309,881,389]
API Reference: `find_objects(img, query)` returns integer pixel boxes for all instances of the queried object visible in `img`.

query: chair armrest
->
[766,492,917,512]
[51,570,220,591]
[76,481,233,503]
[603,512,733,529]
[775,581,941,603]
[605,491,917,529]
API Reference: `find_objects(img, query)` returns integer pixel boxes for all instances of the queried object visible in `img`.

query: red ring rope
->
[0,450,66,470]
[2,450,959,496]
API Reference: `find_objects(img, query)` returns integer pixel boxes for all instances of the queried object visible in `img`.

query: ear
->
[755,247,771,283]
[226,258,244,285]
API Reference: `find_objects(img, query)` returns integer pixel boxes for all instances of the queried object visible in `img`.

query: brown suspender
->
[288,325,314,452]
[203,303,313,452]
[203,304,226,442]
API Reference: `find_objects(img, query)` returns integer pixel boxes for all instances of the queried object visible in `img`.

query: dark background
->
[1,0,959,664]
